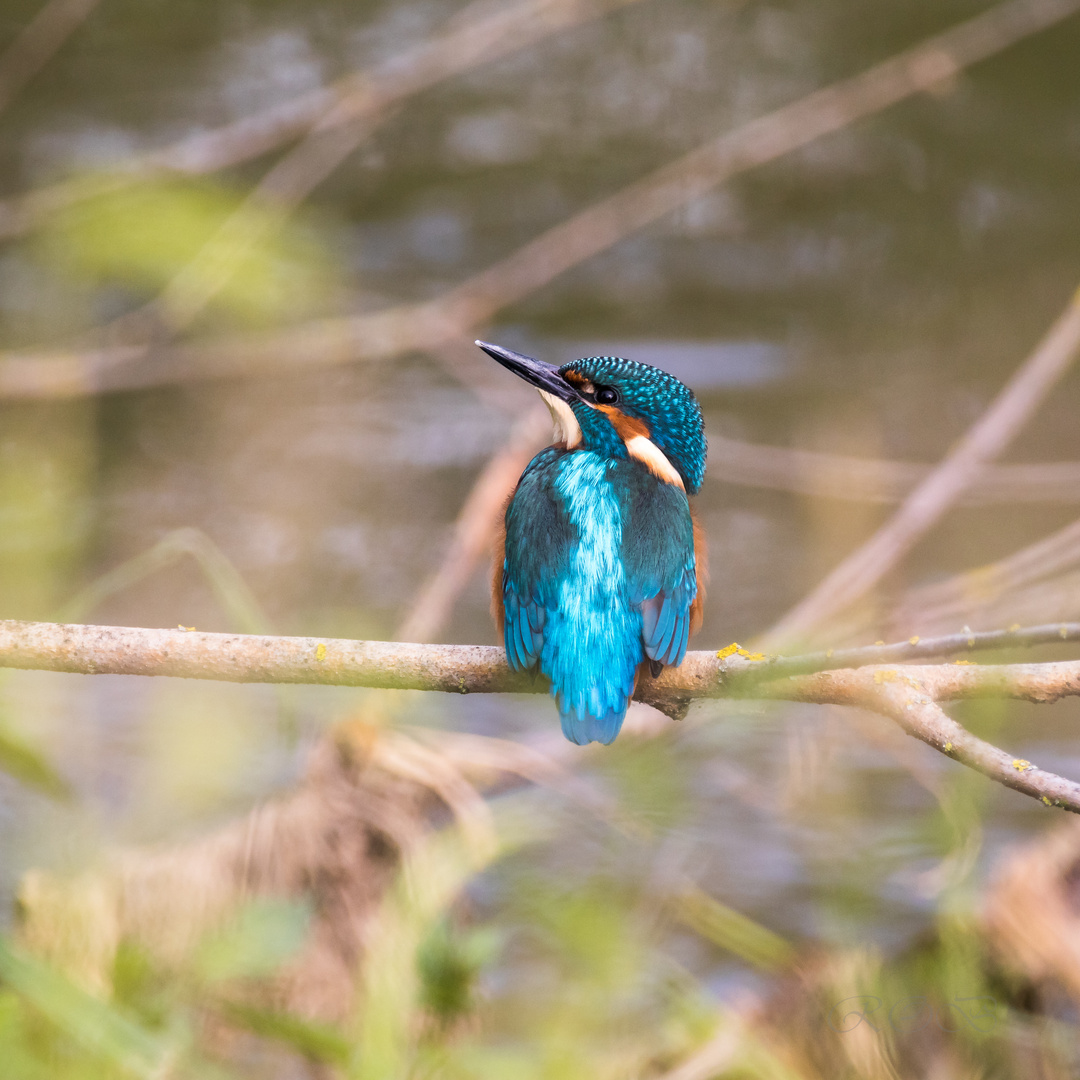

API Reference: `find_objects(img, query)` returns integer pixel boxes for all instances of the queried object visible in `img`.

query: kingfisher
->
[477,340,707,746]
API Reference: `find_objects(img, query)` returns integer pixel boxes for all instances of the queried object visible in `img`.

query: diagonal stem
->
[395,406,550,644]
[0,0,101,117]
[762,287,1080,649]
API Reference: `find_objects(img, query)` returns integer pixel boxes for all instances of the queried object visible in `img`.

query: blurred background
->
[2,0,1080,1075]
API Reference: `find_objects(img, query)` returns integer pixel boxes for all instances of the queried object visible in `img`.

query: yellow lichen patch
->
[1042,796,1052,807]
[1061,626,1070,640]
[873,670,898,684]
[826,648,834,658]
[875,640,885,646]
[1011,758,1034,772]
[908,635,920,645]
[953,659,976,665]
[717,643,766,662]
[178,625,196,632]
[944,741,953,752]
[315,643,327,662]
[1009,623,1021,632]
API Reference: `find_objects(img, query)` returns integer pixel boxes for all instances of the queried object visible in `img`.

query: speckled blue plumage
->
[499,355,706,746]
[563,355,706,494]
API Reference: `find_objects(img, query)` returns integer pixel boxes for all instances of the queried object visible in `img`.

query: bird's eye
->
[595,386,619,405]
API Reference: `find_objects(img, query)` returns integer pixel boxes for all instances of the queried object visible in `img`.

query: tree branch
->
[784,667,1080,811]
[394,406,549,643]
[3,618,1080,811]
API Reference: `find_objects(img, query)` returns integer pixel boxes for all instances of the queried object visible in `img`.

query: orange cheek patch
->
[597,406,684,489]
[598,406,650,442]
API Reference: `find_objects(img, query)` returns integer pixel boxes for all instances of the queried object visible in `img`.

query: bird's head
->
[477,341,706,493]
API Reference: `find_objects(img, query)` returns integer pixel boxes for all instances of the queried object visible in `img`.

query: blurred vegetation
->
[3,735,1079,1079]
[34,177,343,328]
[0,0,1079,1076]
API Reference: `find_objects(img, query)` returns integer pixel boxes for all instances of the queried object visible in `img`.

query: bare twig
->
[55,526,271,633]
[885,516,1080,638]
[5,0,1080,398]
[706,432,1080,505]
[93,0,650,343]
[786,665,1080,811]
[0,0,645,241]
[3,618,1080,811]
[0,0,101,118]
[764,286,1080,648]
[728,621,1080,684]
[395,406,549,644]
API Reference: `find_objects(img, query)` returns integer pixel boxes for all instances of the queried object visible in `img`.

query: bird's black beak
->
[475,341,580,404]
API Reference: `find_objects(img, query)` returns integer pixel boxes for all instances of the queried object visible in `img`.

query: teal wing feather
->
[640,565,696,667]
[503,581,545,673]
[501,447,573,674]
[617,465,697,670]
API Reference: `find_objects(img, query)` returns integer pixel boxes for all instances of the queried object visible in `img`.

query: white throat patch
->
[539,390,582,449]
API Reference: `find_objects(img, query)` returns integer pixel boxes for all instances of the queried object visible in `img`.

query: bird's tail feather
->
[558,701,628,745]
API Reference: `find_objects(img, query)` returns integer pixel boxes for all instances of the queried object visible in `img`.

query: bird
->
[477,340,707,746]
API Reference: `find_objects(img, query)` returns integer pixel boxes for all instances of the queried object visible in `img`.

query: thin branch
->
[80,0,650,347]
[727,621,1080,683]
[885,515,1080,639]
[0,0,101,118]
[706,432,1080,505]
[54,526,272,633]
[395,406,549,643]
[801,514,1080,645]
[786,667,1080,811]
[5,0,1080,398]
[3,618,1080,811]
[0,0,645,241]
[763,286,1080,648]
[405,416,1080,669]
